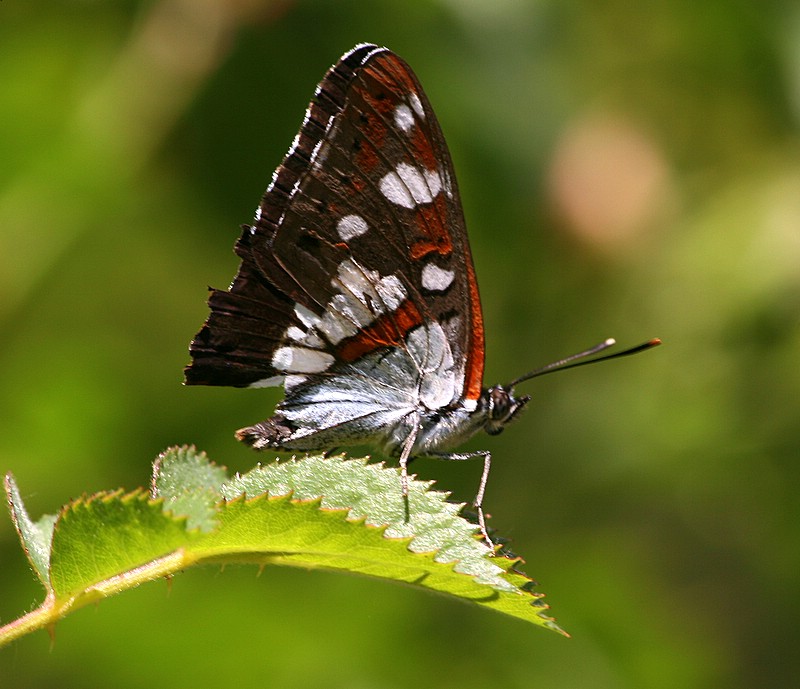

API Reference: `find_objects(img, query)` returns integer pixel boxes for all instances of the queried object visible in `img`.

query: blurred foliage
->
[1,1,798,688]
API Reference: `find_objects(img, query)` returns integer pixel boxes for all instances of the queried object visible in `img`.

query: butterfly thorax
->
[409,384,531,454]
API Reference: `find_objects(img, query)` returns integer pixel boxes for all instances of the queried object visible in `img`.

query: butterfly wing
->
[185,44,486,447]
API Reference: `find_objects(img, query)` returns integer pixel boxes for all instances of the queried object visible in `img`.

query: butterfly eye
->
[485,387,530,436]
[486,387,511,434]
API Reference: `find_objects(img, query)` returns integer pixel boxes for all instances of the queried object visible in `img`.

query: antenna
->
[509,338,661,387]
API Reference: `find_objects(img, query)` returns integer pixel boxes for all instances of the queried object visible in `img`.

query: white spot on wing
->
[319,260,408,345]
[336,214,369,240]
[409,92,424,118]
[286,326,306,341]
[379,169,413,208]
[375,274,406,310]
[424,169,443,197]
[421,263,455,292]
[294,304,320,329]
[287,325,324,349]
[335,259,407,312]
[282,260,408,349]
[394,103,414,132]
[406,323,457,409]
[318,302,360,344]
[272,346,333,373]
[379,163,443,209]
[440,314,465,401]
[284,374,308,391]
[336,258,374,297]
[248,375,284,389]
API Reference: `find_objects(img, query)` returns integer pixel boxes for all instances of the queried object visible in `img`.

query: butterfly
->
[184,43,659,545]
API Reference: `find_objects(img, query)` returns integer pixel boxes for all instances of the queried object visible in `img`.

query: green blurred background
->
[1,1,798,687]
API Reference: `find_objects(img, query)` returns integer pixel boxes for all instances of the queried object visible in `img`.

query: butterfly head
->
[482,385,531,436]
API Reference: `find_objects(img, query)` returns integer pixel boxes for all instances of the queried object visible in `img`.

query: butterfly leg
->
[398,415,421,523]
[429,450,494,549]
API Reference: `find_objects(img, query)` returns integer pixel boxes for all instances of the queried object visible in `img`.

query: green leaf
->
[49,489,200,598]
[4,474,56,591]
[223,455,512,590]
[152,445,227,532]
[0,447,566,646]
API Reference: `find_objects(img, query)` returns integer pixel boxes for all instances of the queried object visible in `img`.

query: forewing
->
[185,44,485,404]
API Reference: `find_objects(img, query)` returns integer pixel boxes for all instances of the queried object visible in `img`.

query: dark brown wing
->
[185,44,485,402]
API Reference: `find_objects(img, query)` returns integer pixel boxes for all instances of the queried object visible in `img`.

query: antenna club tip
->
[648,338,663,347]
[604,338,616,346]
